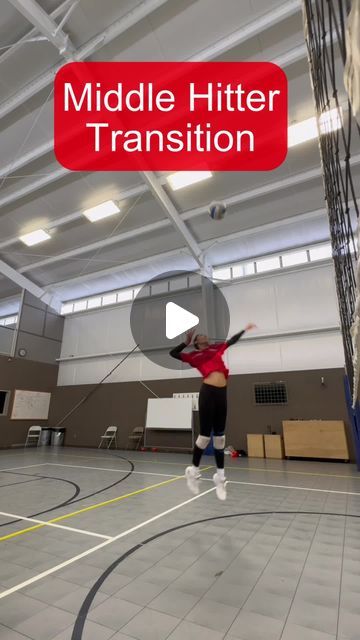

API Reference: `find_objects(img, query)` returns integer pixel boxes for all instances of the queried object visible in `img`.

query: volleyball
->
[209,201,227,220]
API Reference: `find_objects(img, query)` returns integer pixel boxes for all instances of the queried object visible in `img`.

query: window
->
[61,303,74,315]
[73,300,87,312]
[213,267,231,281]
[254,382,287,405]
[102,293,117,306]
[170,276,188,291]
[232,262,256,278]
[151,281,169,295]
[0,315,18,327]
[0,391,10,416]
[256,256,281,273]
[282,250,308,267]
[58,241,334,317]
[117,289,133,303]
[309,244,332,261]
[87,297,102,310]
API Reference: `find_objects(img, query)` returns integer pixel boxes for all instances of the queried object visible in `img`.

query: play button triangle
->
[166,302,199,340]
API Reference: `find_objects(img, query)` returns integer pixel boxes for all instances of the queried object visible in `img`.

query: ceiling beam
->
[0,182,149,250]
[42,207,330,293]
[0,0,172,121]
[0,258,60,311]
[11,162,332,272]
[0,37,313,185]
[0,43,313,210]
[190,0,301,62]
[0,0,75,66]
[7,0,75,58]
[3,154,359,269]
[0,0,302,122]
[140,171,204,270]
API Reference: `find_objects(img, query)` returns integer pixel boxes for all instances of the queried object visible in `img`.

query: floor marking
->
[45,462,179,479]
[128,458,360,480]
[0,511,111,540]
[0,474,185,543]
[4,452,357,481]
[201,478,360,496]
[0,486,215,600]
[0,463,48,472]
[46,463,360,490]
[0,478,42,489]
[225,466,360,481]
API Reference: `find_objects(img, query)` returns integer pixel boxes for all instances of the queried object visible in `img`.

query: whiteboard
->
[11,390,51,420]
[146,398,193,431]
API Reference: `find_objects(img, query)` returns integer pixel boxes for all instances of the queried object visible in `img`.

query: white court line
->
[201,478,360,497]
[0,510,111,540]
[0,463,48,472]
[25,463,360,497]
[46,462,179,479]
[0,486,215,600]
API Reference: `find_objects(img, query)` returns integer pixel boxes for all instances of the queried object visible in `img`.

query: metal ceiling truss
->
[42,207,330,293]
[140,171,205,271]
[0,38,333,210]
[0,0,331,301]
[7,158,359,274]
[7,0,75,58]
[0,258,61,311]
[0,0,174,120]
[0,0,76,66]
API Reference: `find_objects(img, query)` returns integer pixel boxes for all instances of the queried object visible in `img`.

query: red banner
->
[54,61,287,172]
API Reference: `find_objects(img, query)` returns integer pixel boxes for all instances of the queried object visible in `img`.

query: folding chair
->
[98,425,118,449]
[126,427,144,450]
[25,425,42,447]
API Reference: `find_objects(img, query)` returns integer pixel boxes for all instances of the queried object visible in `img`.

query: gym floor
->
[0,448,359,640]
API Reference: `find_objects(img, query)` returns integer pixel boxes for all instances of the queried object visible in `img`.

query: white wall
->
[58,263,344,386]
[0,326,14,356]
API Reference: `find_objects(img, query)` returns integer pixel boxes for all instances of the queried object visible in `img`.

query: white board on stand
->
[11,390,51,420]
[146,397,193,431]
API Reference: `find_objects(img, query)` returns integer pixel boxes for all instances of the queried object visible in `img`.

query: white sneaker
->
[185,466,201,495]
[213,472,227,501]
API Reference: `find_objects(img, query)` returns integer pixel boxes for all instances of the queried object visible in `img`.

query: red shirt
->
[180,342,229,379]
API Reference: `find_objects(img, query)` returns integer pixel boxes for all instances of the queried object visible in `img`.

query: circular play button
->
[130,270,230,370]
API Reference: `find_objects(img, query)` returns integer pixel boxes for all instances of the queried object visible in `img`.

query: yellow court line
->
[0,466,213,544]
[0,476,180,543]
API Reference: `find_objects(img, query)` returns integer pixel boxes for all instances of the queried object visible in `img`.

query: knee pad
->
[213,435,225,450]
[196,435,211,450]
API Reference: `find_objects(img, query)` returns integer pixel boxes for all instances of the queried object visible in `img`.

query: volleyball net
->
[303,0,360,409]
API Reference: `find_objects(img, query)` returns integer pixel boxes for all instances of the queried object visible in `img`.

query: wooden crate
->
[247,434,265,458]
[264,434,284,459]
[282,420,349,460]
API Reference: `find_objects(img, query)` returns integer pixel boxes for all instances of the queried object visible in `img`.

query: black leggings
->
[193,383,227,469]
[199,383,227,436]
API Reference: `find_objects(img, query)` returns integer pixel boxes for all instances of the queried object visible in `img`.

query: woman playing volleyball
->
[170,323,256,500]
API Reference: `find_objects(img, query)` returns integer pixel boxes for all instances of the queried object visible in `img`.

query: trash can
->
[39,427,52,446]
[51,428,66,446]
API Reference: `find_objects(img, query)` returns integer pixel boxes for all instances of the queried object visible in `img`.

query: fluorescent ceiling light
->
[83,200,120,222]
[20,229,51,246]
[288,107,342,147]
[167,171,212,191]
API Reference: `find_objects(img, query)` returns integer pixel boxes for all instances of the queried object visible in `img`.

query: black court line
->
[0,477,43,489]
[0,472,81,528]
[0,454,134,527]
[71,509,360,640]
